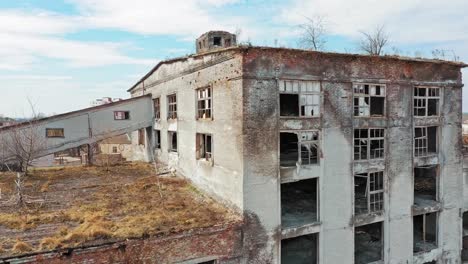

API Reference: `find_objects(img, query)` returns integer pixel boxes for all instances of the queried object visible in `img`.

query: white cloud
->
[69,0,244,37]
[281,0,468,44]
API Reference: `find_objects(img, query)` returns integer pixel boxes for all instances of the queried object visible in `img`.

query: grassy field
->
[0,163,238,257]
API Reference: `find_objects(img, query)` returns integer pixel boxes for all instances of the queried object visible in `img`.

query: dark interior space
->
[280,94,299,116]
[414,213,437,253]
[427,98,439,116]
[427,126,437,154]
[355,222,383,264]
[280,133,298,167]
[370,97,385,116]
[463,212,468,261]
[281,178,318,228]
[281,234,318,264]
[414,166,438,205]
[355,174,368,215]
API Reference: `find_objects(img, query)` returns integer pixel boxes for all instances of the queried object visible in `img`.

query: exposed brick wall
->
[3,224,243,264]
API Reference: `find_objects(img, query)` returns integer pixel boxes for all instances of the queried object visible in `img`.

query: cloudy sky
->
[1,0,467,117]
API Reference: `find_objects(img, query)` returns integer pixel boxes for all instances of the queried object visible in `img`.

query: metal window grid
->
[413,87,440,117]
[197,87,212,119]
[353,84,386,117]
[167,94,177,119]
[279,80,321,117]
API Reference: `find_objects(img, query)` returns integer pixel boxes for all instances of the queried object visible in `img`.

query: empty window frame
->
[213,36,221,46]
[167,94,177,119]
[355,222,383,264]
[155,130,161,149]
[46,128,64,138]
[414,213,438,253]
[197,87,212,119]
[281,233,318,264]
[353,84,386,117]
[280,131,319,167]
[153,97,160,120]
[168,131,177,152]
[414,87,440,117]
[354,128,385,161]
[112,146,118,153]
[414,126,438,157]
[196,133,212,160]
[414,166,438,204]
[114,111,130,120]
[355,171,384,215]
[279,80,320,117]
[138,128,145,146]
[281,178,319,228]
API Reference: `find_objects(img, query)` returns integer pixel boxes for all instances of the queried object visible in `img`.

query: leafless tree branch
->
[297,15,328,51]
[358,25,389,56]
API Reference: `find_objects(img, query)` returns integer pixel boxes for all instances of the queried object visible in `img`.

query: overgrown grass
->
[0,163,237,256]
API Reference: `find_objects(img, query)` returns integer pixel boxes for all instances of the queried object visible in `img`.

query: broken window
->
[155,130,161,149]
[414,87,440,117]
[197,87,212,119]
[281,233,318,264]
[280,131,319,167]
[355,222,383,264]
[138,128,145,146]
[153,97,160,120]
[355,171,384,215]
[414,212,438,253]
[414,166,438,205]
[167,94,177,119]
[279,80,320,117]
[168,131,177,152]
[281,178,318,228]
[114,111,130,120]
[463,212,468,261]
[353,84,386,117]
[196,133,212,160]
[46,128,64,138]
[213,36,221,46]
[354,128,385,161]
[414,126,437,157]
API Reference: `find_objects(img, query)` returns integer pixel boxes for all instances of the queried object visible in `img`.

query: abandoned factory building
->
[127,31,467,264]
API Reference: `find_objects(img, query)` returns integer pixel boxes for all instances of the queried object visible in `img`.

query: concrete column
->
[385,83,414,263]
[320,82,354,264]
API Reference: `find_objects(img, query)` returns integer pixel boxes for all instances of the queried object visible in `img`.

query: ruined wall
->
[130,50,245,211]
[0,96,154,163]
[1,224,243,264]
[241,47,464,264]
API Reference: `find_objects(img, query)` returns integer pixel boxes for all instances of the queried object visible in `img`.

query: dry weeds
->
[0,163,237,257]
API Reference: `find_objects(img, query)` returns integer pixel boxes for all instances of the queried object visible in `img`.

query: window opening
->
[114,111,130,120]
[167,94,177,119]
[355,171,384,215]
[197,87,212,119]
[353,84,386,117]
[279,80,320,117]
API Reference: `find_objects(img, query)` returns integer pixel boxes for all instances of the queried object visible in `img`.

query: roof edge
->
[128,46,467,92]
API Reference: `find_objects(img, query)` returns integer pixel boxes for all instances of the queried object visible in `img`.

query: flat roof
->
[128,46,467,92]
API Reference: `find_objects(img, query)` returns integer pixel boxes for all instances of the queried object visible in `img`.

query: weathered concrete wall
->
[241,47,464,264]
[0,96,154,163]
[1,224,243,264]
[130,50,245,211]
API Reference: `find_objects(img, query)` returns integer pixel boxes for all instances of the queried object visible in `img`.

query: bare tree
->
[298,15,327,51]
[358,25,389,56]
[432,49,460,62]
[0,101,46,207]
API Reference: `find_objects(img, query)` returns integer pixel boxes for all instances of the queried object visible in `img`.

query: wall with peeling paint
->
[128,45,464,264]
[241,47,464,264]
[131,50,245,211]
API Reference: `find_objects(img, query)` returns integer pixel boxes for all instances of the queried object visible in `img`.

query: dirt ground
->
[0,163,238,258]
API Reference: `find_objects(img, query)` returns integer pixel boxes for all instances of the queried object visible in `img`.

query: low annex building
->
[128,30,467,264]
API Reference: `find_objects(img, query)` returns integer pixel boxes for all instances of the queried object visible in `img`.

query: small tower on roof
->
[196,31,237,54]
